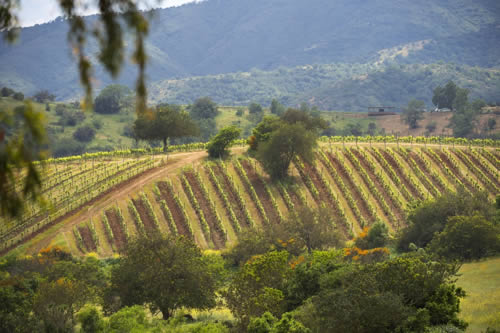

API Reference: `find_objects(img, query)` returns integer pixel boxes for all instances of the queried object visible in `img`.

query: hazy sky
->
[18,0,198,27]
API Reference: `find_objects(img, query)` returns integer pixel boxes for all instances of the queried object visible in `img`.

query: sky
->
[18,0,198,27]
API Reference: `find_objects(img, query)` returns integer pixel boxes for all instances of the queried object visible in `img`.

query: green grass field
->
[458,257,500,332]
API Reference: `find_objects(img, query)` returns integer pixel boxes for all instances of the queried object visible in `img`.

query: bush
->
[1,86,15,97]
[249,102,263,114]
[13,92,24,101]
[94,84,131,114]
[428,215,500,260]
[57,107,86,127]
[77,306,105,333]
[207,126,241,158]
[51,138,86,157]
[73,125,96,142]
[92,118,103,129]
[236,108,244,117]
[355,222,389,250]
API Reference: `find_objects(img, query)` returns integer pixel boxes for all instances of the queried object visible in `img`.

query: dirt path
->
[26,150,214,254]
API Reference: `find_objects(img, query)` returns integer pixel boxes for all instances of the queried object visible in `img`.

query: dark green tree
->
[32,90,55,103]
[190,97,219,119]
[73,125,96,143]
[225,251,290,327]
[248,115,281,151]
[207,125,241,158]
[1,87,14,97]
[134,104,198,152]
[12,92,23,101]
[397,189,495,251]
[280,108,329,133]
[280,206,345,253]
[401,99,425,129]
[256,123,317,179]
[249,102,264,114]
[94,84,131,114]
[428,215,500,260]
[270,99,285,116]
[108,234,219,320]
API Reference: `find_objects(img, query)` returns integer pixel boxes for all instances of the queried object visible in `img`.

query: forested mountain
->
[0,0,499,104]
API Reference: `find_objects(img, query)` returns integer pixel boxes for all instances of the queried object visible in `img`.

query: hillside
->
[150,62,500,110]
[0,0,499,100]
[2,143,498,258]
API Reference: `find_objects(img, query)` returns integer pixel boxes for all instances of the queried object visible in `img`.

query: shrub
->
[51,138,86,157]
[73,125,96,142]
[13,92,24,101]
[428,215,500,260]
[207,126,241,158]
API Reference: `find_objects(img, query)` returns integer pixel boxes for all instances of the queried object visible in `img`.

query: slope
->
[1,0,499,98]
[2,141,498,258]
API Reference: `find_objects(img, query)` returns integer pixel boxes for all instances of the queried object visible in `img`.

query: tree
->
[256,123,317,179]
[270,99,285,116]
[207,125,241,158]
[225,251,290,327]
[32,90,55,103]
[428,215,500,260]
[190,97,219,119]
[0,0,151,220]
[401,99,425,129]
[134,104,198,152]
[397,189,495,251]
[94,84,131,114]
[73,125,96,143]
[248,115,281,151]
[109,234,219,320]
[432,81,457,110]
[1,87,14,97]
[280,206,345,253]
[249,102,264,114]
[280,108,329,133]
[12,92,23,101]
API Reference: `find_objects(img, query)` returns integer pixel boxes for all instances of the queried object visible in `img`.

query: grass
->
[457,256,500,332]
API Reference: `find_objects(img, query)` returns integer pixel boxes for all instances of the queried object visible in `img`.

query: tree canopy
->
[189,97,219,120]
[108,234,219,320]
[133,104,198,151]
[94,84,132,114]
[401,99,425,129]
[206,125,241,158]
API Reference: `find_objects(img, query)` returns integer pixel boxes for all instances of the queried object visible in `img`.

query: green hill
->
[0,0,499,100]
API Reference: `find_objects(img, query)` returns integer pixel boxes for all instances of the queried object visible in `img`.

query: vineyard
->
[1,141,499,257]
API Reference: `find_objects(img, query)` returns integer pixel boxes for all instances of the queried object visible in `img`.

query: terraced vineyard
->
[2,144,499,257]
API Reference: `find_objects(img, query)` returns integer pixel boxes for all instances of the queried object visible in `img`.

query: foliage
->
[401,99,425,129]
[294,254,467,332]
[270,99,285,116]
[190,97,219,119]
[354,222,389,250]
[12,92,23,101]
[225,251,290,326]
[428,215,500,260]
[134,104,198,151]
[32,90,56,103]
[280,108,329,133]
[397,189,495,251]
[206,125,241,158]
[249,102,264,114]
[279,206,345,253]
[0,102,47,218]
[1,86,15,97]
[223,229,275,267]
[73,125,96,143]
[108,234,219,320]
[248,115,281,151]
[94,84,132,114]
[256,123,317,179]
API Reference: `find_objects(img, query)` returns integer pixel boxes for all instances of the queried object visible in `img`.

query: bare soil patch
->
[105,209,127,252]
[132,198,158,237]
[78,225,97,252]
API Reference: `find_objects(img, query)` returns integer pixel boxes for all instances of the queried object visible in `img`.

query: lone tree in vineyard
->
[134,104,199,152]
